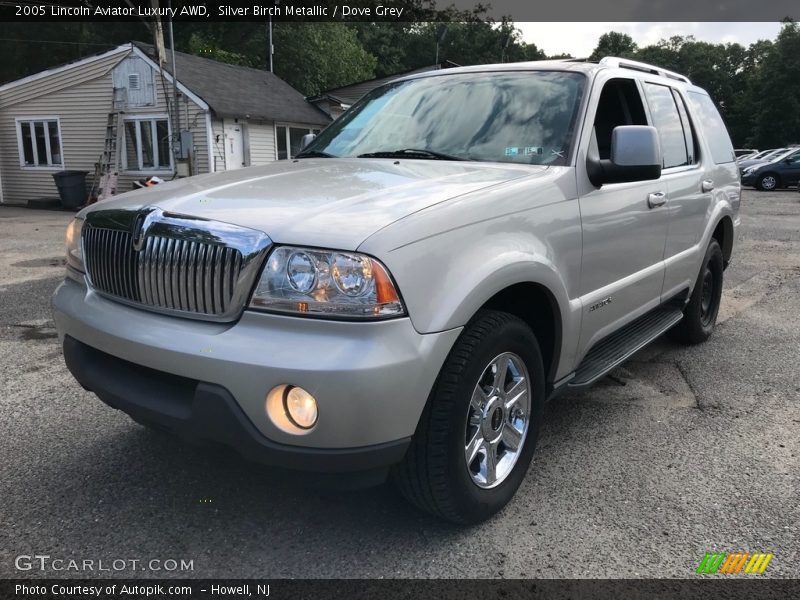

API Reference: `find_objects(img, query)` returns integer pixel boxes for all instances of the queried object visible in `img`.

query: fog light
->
[283,386,318,429]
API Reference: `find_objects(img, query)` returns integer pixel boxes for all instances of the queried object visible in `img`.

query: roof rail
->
[599,57,691,84]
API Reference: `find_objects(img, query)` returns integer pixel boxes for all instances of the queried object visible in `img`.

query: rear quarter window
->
[686,92,736,164]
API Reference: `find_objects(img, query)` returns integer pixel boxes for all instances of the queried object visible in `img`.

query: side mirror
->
[300,133,316,150]
[587,125,662,187]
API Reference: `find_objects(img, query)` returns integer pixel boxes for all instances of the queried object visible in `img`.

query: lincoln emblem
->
[131,207,158,251]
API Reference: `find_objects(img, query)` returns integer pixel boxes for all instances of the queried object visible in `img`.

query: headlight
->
[249,246,405,319]
[743,167,757,175]
[65,217,84,274]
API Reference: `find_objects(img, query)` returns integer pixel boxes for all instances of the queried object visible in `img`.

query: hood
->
[83,158,542,249]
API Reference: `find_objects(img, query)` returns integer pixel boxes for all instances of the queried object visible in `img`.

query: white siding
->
[247,120,276,165]
[0,72,115,203]
[0,50,126,110]
[0,50,212,204]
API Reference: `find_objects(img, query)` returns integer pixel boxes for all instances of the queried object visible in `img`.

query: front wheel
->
[670,239,724,345]
[756,173,779,191]
[392,310,545,524]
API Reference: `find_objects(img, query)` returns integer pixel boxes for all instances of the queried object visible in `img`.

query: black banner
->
[3,579,800,600]
[1,0,799,22]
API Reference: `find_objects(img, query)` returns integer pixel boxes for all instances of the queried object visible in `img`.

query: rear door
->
[662,90,739,297]
[642,83,708,301]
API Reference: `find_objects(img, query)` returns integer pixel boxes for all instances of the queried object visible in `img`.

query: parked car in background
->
[738,148,785,171]
[735,148,758,160]
[741,147,800,190]
[52,57,740,524]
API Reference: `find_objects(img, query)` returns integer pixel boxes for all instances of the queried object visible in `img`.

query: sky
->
[515,22,784,57]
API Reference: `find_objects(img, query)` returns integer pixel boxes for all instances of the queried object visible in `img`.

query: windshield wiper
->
[294,150,337,158]
[357,148,466,161]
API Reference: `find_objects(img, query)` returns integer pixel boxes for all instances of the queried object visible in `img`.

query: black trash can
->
[52,170,89,209]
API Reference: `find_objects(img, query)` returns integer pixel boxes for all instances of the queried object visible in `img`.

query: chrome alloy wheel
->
[761,175,777,190]
[464,352,531,489]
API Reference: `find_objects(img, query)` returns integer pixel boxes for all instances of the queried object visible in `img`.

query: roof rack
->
[599,57,691,84]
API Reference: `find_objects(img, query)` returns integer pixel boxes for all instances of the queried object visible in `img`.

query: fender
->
[698,191,737,270]
[439,257,580,384]
[368,222,583,382]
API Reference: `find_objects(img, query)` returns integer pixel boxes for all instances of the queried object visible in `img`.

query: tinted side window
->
[686,91,736,164]
[644,83,688,169]
[672,90,697,164]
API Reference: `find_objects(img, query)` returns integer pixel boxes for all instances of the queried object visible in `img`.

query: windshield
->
[772,148,799,161]
[304,71,586,166]
[764,149,786,160]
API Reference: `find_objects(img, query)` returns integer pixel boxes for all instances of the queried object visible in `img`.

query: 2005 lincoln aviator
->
[53,57,739,523]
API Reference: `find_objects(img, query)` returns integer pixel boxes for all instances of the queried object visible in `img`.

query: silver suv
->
[53,57,740,523]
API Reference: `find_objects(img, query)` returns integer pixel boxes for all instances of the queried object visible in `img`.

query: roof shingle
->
[134,42,330,126]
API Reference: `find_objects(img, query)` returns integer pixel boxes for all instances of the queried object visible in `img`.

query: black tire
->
[670,239,724,345]
[392,310,545,524]
[756,172,780,191]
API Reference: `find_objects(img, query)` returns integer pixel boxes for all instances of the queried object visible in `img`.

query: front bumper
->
[740,173,757,187]
[52,279,461,465]
[62,336,409,473]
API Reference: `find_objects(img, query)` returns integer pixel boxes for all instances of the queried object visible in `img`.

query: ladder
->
[88,89,126,203]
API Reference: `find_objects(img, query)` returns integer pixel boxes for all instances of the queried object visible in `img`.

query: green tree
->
[187,32,256,67]
[349,22,410,78]
[399,21,545,68]
[633,35,751,144]
[272,23,376,96]
[0,21,150,85]
[589,32,638,61]
[748,21,800,147]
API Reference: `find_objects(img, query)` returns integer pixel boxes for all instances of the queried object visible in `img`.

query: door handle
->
[702,179,715,193]
[647,191,667,208]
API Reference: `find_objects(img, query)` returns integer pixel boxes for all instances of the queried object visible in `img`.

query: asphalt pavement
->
[0,189,797,579]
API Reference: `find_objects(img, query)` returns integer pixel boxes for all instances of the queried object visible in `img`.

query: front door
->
[780,149,800,186]
[223,119,245,170]
[575,75,669,356]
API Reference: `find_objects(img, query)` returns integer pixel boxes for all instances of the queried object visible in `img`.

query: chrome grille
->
[84,225,247,318]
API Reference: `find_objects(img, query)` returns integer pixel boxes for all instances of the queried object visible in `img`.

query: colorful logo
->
[696,552,774,574]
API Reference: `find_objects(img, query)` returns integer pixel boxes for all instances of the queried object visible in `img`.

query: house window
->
[122,117,172,172]
[276,124,319,160]
[16,118,63,168]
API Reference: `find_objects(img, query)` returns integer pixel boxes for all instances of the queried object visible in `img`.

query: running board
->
[569,304,684,387]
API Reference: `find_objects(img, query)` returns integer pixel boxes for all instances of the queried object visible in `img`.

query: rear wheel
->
[670,239,724,345]
[392,310,545,524]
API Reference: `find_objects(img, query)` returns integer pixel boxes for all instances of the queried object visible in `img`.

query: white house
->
[0,41,331,205]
